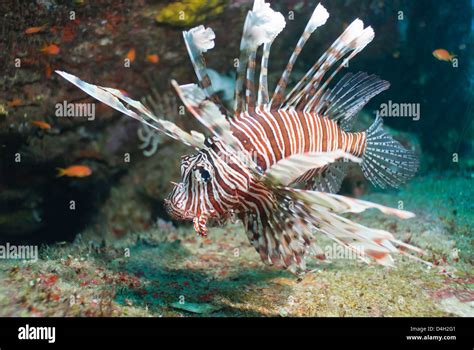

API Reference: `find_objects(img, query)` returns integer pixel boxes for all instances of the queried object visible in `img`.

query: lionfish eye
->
[195,167,211,182]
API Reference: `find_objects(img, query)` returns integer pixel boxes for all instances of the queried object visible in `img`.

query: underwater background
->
[0,0,472,316]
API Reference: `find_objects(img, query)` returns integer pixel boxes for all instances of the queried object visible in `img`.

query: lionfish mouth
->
[164,198,194,221]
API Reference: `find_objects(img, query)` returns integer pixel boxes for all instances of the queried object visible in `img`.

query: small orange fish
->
[56,165,92,178]
[432,49,456,62]
[40,44,60,55]
[146,54,159,64]
[31,120,51,130]
[25,24,47,34]
[126,48,135,62]
[7,98,22,108]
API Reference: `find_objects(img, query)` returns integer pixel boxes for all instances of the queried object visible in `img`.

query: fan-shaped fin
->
[361,116,419,189]
[316,72,390,130]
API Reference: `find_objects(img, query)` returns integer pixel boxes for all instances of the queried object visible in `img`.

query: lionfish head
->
[164,151,221,222]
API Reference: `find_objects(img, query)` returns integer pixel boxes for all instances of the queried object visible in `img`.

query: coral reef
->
[0,174,471,317]
[0,0,471,319]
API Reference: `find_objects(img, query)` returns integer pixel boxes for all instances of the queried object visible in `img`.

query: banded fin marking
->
[234,48,251,114]
[182,26,216,97]
[283,19,374,110]
[234,0,286,114]
[245,50,258,111]
[284,187,416,219]
[241,201,316,273]
[271,3,329,109]
[303,26,375,112]
[171,81,259,171]
[361,116,419,188]
[317,72,390,130]
[55,70,205,149]
[273,187,426,268]
[257,41,272,107]
[183,26,232,118]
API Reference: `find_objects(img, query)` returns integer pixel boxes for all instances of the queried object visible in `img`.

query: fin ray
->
[318,72,390,130]
[55,70,205,148]
[361,116,419,188]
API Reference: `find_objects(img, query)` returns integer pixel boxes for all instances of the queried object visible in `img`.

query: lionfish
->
[57,1,423,273]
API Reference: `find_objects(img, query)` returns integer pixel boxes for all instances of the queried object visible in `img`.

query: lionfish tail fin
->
[361,116,419,188]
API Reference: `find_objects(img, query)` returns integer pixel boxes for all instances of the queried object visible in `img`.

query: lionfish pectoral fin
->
[263,150,360,186]
[272,187,429,268]
[295,160,350,193]
[241,211,316,273]
[55,71,205,149]
[316,72,390,131]
[361,116,419,189]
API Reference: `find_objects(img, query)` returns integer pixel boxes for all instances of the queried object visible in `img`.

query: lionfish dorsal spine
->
[234,0,286,114]
[283,19,373,110]
[257,41,272,107]
[182,26,216,98]
[270,3,330,109]
[182,25,233,119]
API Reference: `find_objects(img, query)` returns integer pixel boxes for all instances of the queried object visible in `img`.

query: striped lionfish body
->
[229,107,367,176]
[57,1,422,273]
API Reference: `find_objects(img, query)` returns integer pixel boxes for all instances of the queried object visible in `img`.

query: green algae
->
[155,0,226,27]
